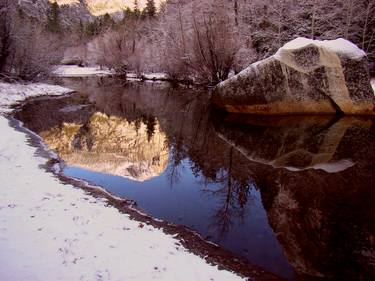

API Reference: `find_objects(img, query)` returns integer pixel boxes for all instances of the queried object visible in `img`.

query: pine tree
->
[78,19,84,39]
[145,0,156,17]
[133,0,141,18]
[46,2,61,33]
[85,19,99,37]
[103,13,114,28]
[123,7,133,22]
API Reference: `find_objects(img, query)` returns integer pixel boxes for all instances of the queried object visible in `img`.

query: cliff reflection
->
[40,112,169,181]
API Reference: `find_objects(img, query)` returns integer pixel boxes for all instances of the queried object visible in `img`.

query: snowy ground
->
[129,72,168,80]
[53,65,115,77]
[53,65,168,80]
[0,82,74,113]
[0,83,244,281]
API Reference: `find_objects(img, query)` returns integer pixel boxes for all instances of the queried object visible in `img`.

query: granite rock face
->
[213,38,375,115]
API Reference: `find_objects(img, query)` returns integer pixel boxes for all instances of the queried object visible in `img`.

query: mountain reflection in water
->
[40,112,169,181]
[15,77,375,281]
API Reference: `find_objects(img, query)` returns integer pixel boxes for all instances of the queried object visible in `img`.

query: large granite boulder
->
[213,38,375,115]
[61,45,87,66]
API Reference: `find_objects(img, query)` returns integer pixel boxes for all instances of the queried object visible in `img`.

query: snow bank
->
[144,73,168,80]
[53,65,114,77]
[275,37,366,60]
[53,65,168,80]
[0,82,73,113]
[0,85,243,280]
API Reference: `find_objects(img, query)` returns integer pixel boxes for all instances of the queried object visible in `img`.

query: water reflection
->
[215,115,372,172]
[15,77,375,281]
[40,112,168,181]
[215,115,375,280]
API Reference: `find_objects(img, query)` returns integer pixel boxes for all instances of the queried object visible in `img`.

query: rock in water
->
[213,37,375,115]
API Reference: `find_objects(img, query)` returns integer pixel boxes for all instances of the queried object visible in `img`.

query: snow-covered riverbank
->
[0,82,74,113]
[53,65,168,81]
[0,82,243,281]
[53,65,115,77]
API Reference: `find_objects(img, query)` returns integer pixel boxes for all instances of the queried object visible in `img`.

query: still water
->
[16,77,375,281]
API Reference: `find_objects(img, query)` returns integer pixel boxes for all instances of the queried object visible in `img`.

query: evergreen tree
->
[122,7,133,23]
[133,0,141,18]
[85,19,99,37]
[103,13,114,28]
[145,0,156,17]
[46,2,61,33]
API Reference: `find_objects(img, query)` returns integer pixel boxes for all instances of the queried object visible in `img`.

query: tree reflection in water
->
[196,147,254,237]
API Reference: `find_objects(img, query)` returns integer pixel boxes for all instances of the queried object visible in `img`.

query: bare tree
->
[0,0,13,74]
[160,0,239,84]
[0,0,63,80]
[75,0,375,84]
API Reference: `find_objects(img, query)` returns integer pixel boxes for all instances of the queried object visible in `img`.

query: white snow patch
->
[53,65,114,77]
[275,37,366,60]
[0,82,73,113]
[144,73,168,80]
[371,78,375,94]
[127,72,168,81]
[0,85,244,281]
[53,66,168,81]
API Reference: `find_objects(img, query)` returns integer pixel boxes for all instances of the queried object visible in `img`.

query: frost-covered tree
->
[133,0,141,18]
[145,0,156,17]
[0,0,62,80]
[46,2,61,33]
[237,0,374,62]
[0,0,12,73]
[160,0,240,84]
[80,0,375,83]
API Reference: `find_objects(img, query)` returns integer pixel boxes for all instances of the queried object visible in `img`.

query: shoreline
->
[52,65,204,86]
[8,114,284,281]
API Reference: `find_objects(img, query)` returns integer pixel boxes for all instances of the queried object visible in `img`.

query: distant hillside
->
[19,0,93,27]
[52,0,163,16]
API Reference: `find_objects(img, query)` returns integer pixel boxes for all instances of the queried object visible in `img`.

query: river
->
[15,77,375,281]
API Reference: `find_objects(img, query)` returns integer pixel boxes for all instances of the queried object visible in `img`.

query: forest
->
[0,0,374,84]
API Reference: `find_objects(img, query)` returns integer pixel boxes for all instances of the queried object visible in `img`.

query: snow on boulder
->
[213,37,375,115]
[275,37,366,60]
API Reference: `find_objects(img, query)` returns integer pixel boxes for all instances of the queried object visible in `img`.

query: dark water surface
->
[15,77,375,281]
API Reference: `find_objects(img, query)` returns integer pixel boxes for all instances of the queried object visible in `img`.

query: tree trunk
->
[234,0,238,26]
